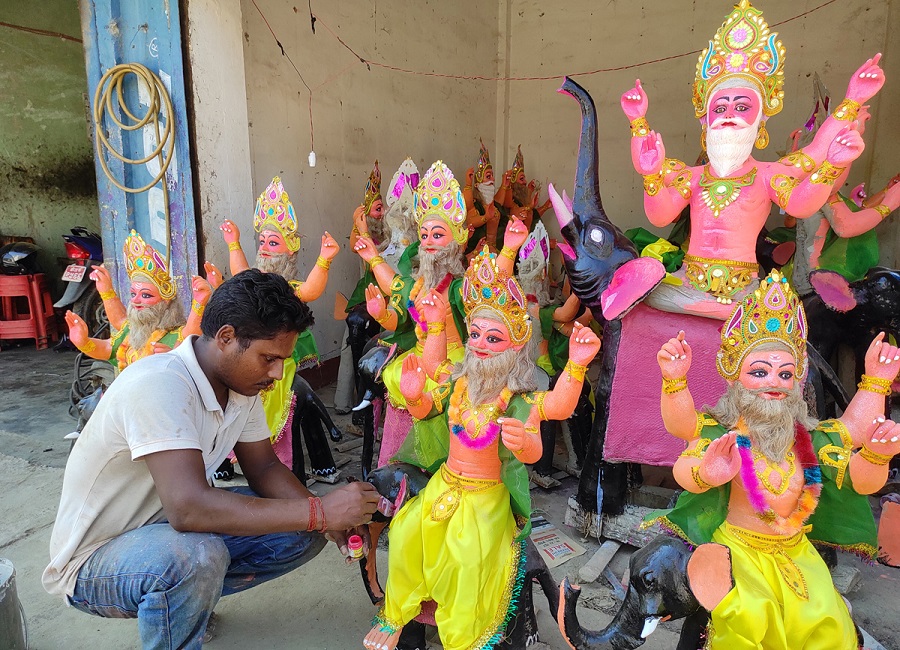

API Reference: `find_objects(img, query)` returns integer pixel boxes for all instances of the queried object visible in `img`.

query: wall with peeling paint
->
[495,0,899,265]
[234,0,501,359]
[0,2,99,291]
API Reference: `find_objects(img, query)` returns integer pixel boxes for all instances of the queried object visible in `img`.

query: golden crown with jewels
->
[463,247,532,346]
[717,269,807,381]
[123,230,176,300]
[253,177,301,253]
[414,160,468,245]
[693,0,786,119]
[363,160,382,214]
[475,138,493,185]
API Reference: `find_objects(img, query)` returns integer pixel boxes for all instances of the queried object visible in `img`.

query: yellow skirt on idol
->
[381,341,465,408]
[376,464,525,650]
[708,522,857,650]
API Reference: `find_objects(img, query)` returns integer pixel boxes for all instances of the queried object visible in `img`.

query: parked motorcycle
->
[53,227,107,337]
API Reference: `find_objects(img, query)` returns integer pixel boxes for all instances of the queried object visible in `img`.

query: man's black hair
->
[201,269,314,348]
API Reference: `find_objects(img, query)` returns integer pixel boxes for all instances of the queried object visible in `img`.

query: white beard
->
[706,117,760,177]
[476,181,496,206]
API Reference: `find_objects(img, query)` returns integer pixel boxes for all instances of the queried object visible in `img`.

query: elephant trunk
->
[558,77,603,223]
[559,577,652,650]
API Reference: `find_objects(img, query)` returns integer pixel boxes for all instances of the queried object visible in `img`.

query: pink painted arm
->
[829,182,899,237]
[183,276,211,338]
[542,323,601,420]
[399,354,434,420]
[419,291,448,379]
[676,433,741,493]
[90,265,127,331]
[295,232,339,303]
[552,293,581,323]
[364,284,398,332]
[839,333,900,447]
[849,420,900,495]
[657,331,698,441]
[500,412,543,464]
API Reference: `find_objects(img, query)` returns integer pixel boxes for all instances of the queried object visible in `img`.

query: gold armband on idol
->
[81,339,97,354]
[832,98,861,121]
[374,309,393,325]
[369,255,385,269]
[406,394,423,408]
[315,256,331,271]
[191,300,205,317]
[500,247,517,262]
[227,241,242,252]
[662,376,688,395]
[858,445,894,466]
[810,161,845,186]
[873,204,892,220]
[630,117,651,138]
[643,169,665,197]
[691,465,714,490]
[857,374,892,396]
[99,290,116,301]
[427,321,445,335]
[564,359,588,383]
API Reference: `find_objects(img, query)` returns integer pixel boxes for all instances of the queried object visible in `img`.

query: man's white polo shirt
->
[42,335,270,599]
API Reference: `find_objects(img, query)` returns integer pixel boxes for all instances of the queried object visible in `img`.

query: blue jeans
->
[68,487,327,650]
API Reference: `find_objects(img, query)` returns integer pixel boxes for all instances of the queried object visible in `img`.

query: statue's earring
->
[700,124,707,152]
[755,122,769,149]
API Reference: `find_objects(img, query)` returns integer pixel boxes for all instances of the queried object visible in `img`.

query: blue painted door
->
[79,0,197,306]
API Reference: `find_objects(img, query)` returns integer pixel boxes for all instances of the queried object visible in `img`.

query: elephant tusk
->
[352,399,372,412]
[641,616,661,639]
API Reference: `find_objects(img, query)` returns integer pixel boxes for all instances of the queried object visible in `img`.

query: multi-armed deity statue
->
[620,0,885,319]
[363,247,601,650]
[66,230,209,371]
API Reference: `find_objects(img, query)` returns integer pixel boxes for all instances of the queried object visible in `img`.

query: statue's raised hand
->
[353,234,378,263]
[353,205,369,236]
[568,322,601,366]
[863,331,900,381]
[89,264,114,294]
[419,290,446,325]
[65,310,89,348]
[502,216,529,252]
[191,275,212,306]
[465,167,475,188]
[319,231,339,261]
[846,53,884,104]
[364,283,387,322]
[399,353,427,403]
[826,122,865,166]
[204,261,224,289]
[637,131,665,175]
[657,330,691,379]
[700,432,741,487]
[220,219,240,244]
[621,79,649,122]
[868,419,900,460]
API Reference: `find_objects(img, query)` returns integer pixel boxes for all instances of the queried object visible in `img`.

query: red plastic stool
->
[0,273,58,350]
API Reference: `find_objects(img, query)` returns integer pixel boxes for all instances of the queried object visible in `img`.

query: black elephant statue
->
[289,375,344,483]
[558,535,866,650]
[807,267,900,382]
[357,463,561,649]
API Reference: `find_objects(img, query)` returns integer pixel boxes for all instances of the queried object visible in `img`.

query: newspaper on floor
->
[529,516,586,568]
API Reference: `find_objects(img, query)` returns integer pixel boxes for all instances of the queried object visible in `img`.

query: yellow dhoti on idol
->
[375,465,526,650]
[708,523,857,650]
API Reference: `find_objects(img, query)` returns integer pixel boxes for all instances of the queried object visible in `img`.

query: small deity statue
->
[494,145,552,234]
[650,268,900,648]
[363,248,602,650]
[463,138,507,255]
[352,161,529,464]
[207,177,342,481]
[66,230,209,371]
[381,158,421,270]
[620,0,885,319]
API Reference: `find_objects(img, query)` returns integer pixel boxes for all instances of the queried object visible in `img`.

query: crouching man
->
[43,269,380,649]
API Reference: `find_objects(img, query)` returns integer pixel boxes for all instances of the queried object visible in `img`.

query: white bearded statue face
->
[705,81,763,177]
[476,181,496,206]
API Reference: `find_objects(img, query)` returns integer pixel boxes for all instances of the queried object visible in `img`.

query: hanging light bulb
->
[308,151,317,167]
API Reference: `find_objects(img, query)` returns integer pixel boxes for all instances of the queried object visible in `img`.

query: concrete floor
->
[0,342,897,649]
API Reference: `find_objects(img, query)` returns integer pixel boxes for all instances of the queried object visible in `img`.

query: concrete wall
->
[0,2,99,289]
[234,0,500,359]
[496,0,899,263]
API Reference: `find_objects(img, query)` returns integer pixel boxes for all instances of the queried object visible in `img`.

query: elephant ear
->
[810,269,857,313]
[686,543,733,612]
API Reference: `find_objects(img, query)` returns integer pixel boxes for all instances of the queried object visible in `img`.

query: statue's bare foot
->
[363,626,401,650]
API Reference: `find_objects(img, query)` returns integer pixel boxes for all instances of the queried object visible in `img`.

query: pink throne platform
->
[603,303,728,466]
